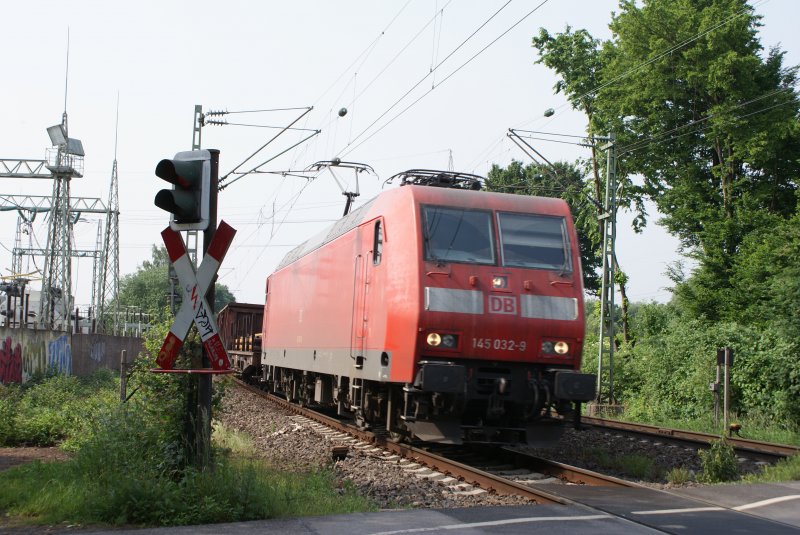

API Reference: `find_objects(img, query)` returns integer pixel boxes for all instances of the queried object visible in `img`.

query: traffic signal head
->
[154,149,210,230]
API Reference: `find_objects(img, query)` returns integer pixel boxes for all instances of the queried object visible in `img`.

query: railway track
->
[233,378,640,506]
[582,415,799,460]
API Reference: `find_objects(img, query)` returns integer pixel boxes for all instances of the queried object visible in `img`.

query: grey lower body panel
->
[262,347,391,382]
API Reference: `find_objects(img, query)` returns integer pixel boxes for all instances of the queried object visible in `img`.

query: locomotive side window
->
[373,220,383,266]
[497,212,571,271]
[422,205,495,265]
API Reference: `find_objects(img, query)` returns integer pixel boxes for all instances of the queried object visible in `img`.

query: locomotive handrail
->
[425,270,450,277]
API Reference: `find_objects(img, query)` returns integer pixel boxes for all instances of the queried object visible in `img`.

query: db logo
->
[489,295,517,315]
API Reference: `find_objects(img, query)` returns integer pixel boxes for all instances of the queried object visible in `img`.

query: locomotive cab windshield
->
[422,206,495,265]
[497,212,572,273]
[422,204,572,271]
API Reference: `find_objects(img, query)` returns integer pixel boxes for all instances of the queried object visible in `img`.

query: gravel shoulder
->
[220,382,771,498]
[218,383,533,509]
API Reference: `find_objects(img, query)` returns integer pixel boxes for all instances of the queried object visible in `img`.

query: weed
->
[622,454,661,480]
[212,422,253,455]
[666,466,693,485]
[698,439,739,483]
[0,362,376,528]
[583,446,612,467]
[744,454,800,483]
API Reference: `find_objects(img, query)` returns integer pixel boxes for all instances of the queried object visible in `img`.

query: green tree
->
[728,208,800,334]
[534,1,800,319]
[117,246,236,322]
[532,27,644,341]
[486,160,602,293]
[213,284,236,312]
[596,0,800,319]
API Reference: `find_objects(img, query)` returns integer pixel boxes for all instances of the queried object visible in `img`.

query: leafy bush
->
[698,439,738,483]
[1,372,119,447]
[0,314,376,528]
[583,299,800,430]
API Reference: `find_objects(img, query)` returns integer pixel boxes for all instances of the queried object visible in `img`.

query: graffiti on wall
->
[89,339,106,363]
[47,335,72,375]
[0,333,72,384]
[0,337,22,383]
[22,339,46,383]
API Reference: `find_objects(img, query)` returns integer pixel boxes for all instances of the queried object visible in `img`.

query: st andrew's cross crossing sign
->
[157,221,236,370]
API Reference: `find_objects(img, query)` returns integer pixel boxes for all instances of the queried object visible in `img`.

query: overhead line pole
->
[507,128,618,406]
[596,133,617,406]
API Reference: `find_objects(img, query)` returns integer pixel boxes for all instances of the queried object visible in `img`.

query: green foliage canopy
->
[117,245,236,322]
[534,0,800,319]
[598,0,800,318]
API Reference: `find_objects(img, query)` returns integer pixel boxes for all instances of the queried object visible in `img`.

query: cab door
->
[350,219,383,369]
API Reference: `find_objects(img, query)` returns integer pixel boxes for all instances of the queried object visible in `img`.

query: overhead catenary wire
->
[514,0,770,130]
[236,179,315,288]
[221,1,458,245]
[311,0,456,147]
[219,107,315,186]
[207,107,313,115]
[617,86,796,156]
[341,0,552,159]
[196,3,418,283]
[468,0,773,177]
[311,0,413,109]
[339,0,518,157]
[205,120,319,132]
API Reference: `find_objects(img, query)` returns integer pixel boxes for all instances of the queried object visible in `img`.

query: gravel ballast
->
[218,382,768,508]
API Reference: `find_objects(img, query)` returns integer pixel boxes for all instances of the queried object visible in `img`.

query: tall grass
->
[0,449,372,526]
[0,355,375,528]
[0,369,119,448]
[745,455,800,483]
[612,402,800,447]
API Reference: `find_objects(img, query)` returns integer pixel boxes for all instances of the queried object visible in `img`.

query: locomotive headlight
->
[541,340,570,355]
[427,333,442,347]
[441,334,458,348]
[492,276,508,289]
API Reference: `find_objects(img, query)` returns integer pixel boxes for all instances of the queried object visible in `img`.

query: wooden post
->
[714,361,720,427]
[723,347,732,432]
[119,349,128,402]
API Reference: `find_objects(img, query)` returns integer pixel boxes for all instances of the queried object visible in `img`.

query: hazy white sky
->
[1,0,796,307]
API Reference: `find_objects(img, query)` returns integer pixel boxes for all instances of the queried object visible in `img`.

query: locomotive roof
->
[275,184,570,271]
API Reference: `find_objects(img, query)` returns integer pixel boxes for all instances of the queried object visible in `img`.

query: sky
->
[0,0,797,308]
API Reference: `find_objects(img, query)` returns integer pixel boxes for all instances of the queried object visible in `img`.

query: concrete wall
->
[70,334,145,377]
[0,327,143,384]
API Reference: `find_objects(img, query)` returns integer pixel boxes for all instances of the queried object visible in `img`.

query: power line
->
[519,0,769,128]
[322,0,454,137]
[473,0,774,180]
[618,87,795,155]
[312,0,414,108]
[339,0,518,157]
[341,0,552,158]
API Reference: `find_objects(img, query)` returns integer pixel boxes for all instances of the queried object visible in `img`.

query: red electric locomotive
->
[259,170,595,445]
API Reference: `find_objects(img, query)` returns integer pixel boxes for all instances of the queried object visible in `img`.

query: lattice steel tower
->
[95,138,121,334]
[39,113,84,331]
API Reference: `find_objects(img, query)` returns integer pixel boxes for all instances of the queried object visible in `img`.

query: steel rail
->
[582,416,800,459]
[471,445,638,487]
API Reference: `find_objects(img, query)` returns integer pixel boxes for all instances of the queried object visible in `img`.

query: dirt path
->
[0,447,71,472]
